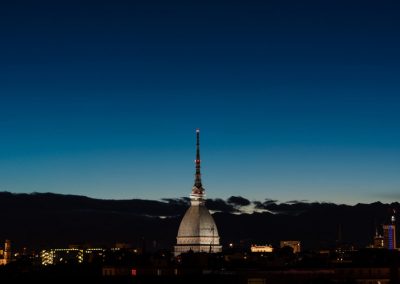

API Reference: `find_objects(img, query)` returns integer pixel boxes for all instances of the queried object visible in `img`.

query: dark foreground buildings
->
[2,245,400,284]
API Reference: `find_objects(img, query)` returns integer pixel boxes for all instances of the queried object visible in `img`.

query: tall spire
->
[192,129,204,195]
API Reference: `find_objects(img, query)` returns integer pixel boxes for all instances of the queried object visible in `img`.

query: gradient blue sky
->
[1,0,400,204]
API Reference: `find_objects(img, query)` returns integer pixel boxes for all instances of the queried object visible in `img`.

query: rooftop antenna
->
[391,209,396,224]
[194,129,203,190]
[191,129,205,203]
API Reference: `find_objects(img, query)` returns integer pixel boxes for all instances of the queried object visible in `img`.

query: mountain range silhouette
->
[0,192,397,251]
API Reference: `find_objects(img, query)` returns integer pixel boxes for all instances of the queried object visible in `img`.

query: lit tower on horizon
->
[383,209,396,250]
[174,129,222,256]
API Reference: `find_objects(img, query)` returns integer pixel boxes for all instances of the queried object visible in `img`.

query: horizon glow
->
[0,1,400,205]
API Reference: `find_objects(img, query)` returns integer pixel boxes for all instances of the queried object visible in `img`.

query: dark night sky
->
[1,0,400,204]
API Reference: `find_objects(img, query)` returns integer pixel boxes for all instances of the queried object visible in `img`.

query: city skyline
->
[1,1,400,204]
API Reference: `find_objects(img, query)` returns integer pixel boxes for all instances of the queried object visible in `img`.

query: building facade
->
[280,240,301,253]
[383,224,396,250]
[0,240,11,265]
[250,245,273,253]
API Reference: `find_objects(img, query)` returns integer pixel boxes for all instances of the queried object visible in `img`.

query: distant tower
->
[383,209,396,250]
[4,240,11,264]
[174,129,222,256]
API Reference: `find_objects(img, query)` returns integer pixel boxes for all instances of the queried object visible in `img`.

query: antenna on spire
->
[192,128,204,196]
[391,209,396,224]
[194,129,202,188]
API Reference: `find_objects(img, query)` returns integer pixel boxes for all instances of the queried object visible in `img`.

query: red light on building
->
[131,269,137,276]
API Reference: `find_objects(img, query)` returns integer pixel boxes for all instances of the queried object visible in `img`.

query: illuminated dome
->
[177,201,219,238]
[174,130,222,256]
